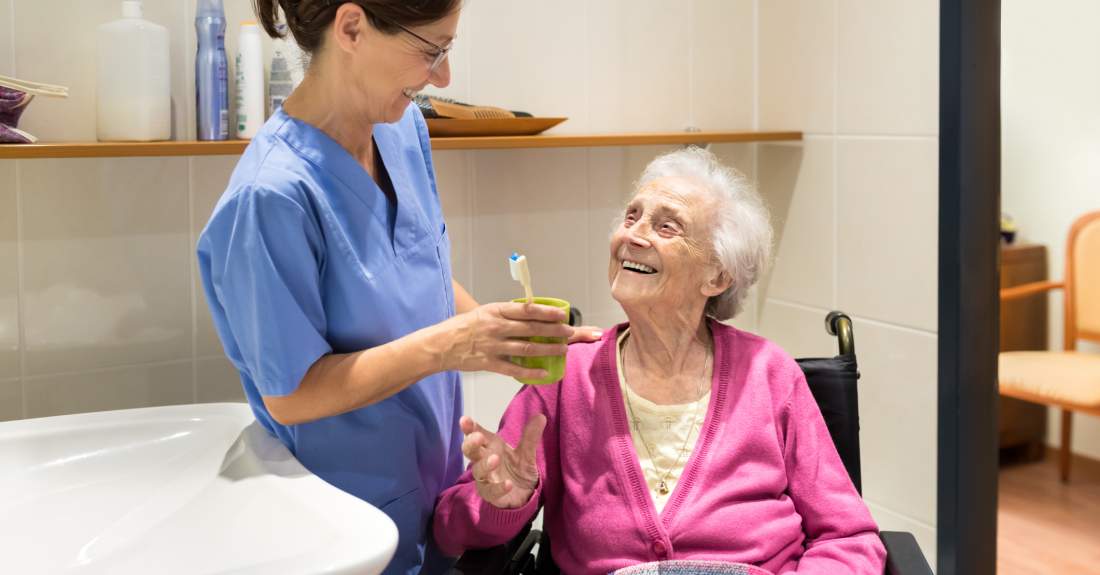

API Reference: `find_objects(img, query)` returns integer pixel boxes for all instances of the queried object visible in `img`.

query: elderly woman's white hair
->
[631,146,773,320]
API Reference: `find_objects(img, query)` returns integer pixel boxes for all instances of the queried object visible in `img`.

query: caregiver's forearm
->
[453,279,479,314]
[263,323,446,425]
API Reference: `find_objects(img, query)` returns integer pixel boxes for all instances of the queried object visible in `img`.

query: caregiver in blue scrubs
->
[197,1,592,573]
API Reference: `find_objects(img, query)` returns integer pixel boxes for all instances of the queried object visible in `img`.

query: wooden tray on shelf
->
[425,117,567,137]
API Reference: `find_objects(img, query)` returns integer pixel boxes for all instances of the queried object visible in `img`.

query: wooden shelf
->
[429,131,802,150]
[0,131,801,159]
[0,140,248,159]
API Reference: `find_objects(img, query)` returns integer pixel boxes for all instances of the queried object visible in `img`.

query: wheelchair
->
[451,311,934,575]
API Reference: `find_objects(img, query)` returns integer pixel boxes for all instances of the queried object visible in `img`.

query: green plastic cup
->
[509,297,570,385]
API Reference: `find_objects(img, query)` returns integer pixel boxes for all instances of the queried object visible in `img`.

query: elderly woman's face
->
[608,176,724,312]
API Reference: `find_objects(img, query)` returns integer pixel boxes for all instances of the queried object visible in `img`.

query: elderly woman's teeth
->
[623,260,657,274]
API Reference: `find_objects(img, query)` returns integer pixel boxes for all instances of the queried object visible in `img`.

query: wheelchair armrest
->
[451,524,540,575]
[880,531,933,575]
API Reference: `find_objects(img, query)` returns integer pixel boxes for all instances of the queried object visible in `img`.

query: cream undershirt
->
[616,327,711,513]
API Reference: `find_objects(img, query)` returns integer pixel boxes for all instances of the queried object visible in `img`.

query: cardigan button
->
[652,541,667,557]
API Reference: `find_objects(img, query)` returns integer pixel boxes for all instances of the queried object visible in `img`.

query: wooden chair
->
[999,210,1100,482]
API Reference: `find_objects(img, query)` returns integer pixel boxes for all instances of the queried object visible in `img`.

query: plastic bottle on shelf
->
[96,0,170,141]
[196,0,229,140]
[235,21,264,139]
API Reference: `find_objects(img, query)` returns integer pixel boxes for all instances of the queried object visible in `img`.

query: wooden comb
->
[428,97,515,120]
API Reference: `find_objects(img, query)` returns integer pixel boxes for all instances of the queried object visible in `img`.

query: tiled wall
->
[0,0,939,566]
[1002,0,1100,461]
[754,0,940,565]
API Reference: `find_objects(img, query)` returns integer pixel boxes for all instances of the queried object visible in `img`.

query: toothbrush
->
[509,252,534,304]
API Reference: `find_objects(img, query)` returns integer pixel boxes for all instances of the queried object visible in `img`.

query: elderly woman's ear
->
[701,269,734,298]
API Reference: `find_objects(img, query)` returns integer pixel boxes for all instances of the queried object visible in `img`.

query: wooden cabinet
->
[999,243,1049,458]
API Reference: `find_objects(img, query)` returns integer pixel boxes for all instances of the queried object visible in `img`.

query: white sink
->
[0,403,397,574]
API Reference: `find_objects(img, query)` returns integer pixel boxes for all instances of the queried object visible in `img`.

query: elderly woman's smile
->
[609,175,724,315]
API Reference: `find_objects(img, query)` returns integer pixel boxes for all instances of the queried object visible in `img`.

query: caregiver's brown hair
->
[252,0,461,53]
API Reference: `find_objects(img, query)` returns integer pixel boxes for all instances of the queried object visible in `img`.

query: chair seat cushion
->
[999,351,1100,407]
[612,561,774,575]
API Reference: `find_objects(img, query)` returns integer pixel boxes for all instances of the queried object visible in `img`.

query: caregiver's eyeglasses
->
[321,1,453,73]
[388,21,454,74]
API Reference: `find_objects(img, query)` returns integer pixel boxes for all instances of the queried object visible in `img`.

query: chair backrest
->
[795,312,862,494]
[1066,211,1100,348]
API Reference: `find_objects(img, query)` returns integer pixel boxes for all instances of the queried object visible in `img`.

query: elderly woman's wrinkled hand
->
[460,414,544,509]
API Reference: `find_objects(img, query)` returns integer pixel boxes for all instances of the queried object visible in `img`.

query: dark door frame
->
[938,1,1000,574]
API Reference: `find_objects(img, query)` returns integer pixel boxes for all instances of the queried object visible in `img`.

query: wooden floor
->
[998,449,1100,574]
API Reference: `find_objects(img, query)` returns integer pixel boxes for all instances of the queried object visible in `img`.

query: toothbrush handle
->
[522,267,534,304]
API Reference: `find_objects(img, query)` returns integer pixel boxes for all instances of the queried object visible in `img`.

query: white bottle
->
[96,0,170,141]
[235,21,264,139]
[268,23,306,117]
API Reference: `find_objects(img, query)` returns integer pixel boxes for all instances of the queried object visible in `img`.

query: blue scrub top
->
[197,104,463,575]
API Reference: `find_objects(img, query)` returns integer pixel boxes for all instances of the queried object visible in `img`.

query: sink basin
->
[0,403,397,574]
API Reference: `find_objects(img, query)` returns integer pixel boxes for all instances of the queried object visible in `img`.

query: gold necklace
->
[621,335,710,496]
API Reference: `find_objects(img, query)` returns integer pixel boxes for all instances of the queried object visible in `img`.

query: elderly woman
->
[432,148,886,574]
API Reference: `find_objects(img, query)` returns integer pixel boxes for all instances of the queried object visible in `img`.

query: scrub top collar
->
[271,107,429,256]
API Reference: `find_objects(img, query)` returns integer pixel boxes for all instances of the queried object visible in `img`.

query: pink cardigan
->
[433,321,886,575]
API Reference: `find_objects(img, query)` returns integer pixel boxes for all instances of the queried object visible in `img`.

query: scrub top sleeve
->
[206,187,333,397]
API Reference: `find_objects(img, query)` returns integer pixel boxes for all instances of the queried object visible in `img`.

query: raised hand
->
[460,414,545,509]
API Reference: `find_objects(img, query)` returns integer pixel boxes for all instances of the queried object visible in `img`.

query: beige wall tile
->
[466,0,589,132]
[20,158,192,375]
[837,138,937,332]
[432,151,473,290]
[24,360,193,418]
[757,299,837,359]
[855,319,938,528]
[708,143,756,181]
[470,148,590,310]
[759,139,835,309]
[13,0,98,141]
[0,378,21,421]
[587,0,692,133]
[837,0,938,135]
[0,162,18,380]
[0,0,13,76]
[691,0,754,130]
[196,355,243,403]
[759,0,836,134]
[163,0,192,141]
